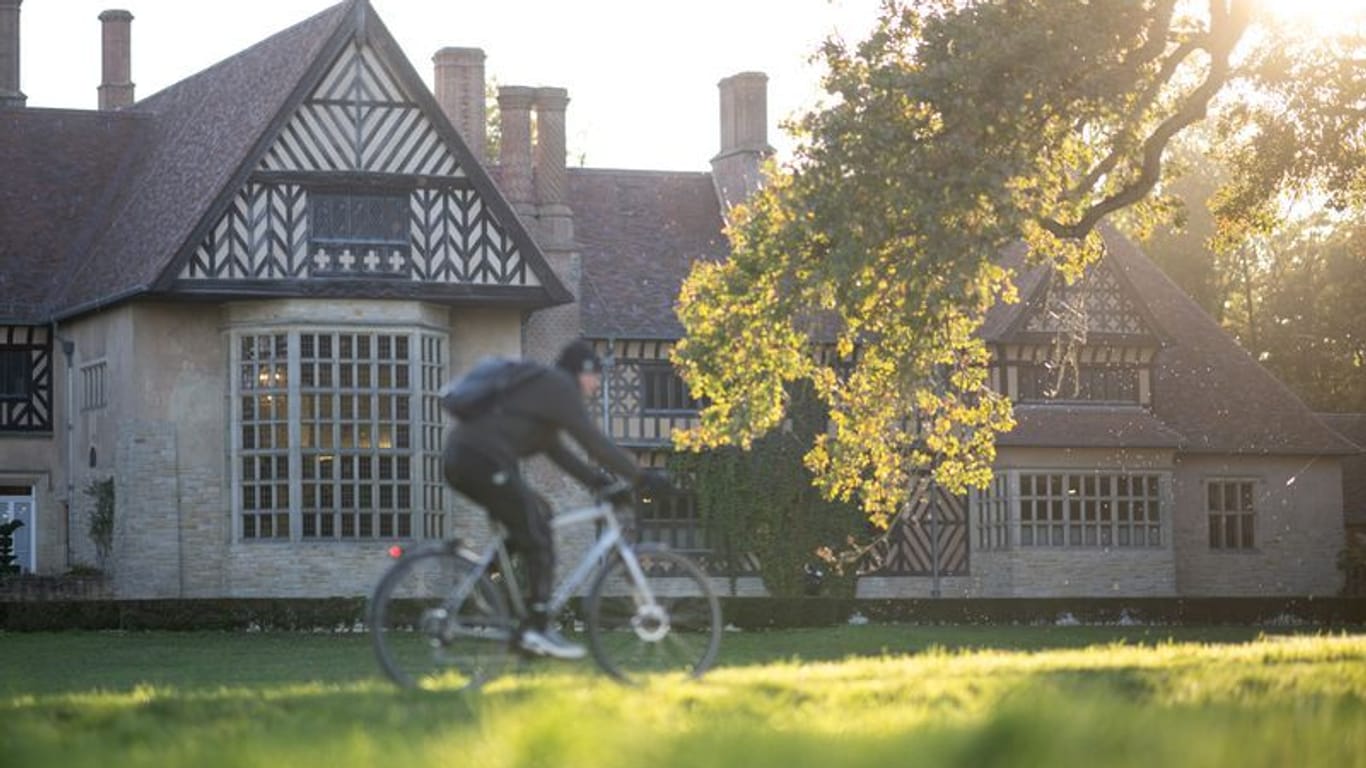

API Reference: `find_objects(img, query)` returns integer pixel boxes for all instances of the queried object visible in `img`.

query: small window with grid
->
[0,348,32,401]
[636,491,709,554]
[639,363,702,415]
[1208,479,1256,551]
[310,192,408,248]
[81,361,108,410]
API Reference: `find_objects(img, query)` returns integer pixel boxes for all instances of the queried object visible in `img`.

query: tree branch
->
[1041,0,1251,240]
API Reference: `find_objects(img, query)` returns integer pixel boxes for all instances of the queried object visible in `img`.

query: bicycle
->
[368,482,723,689]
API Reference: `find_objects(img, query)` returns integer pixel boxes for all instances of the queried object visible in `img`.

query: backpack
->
[439,357,544,421]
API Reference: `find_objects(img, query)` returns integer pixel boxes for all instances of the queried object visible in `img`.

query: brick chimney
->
[98,9,134,110]
[497,85,536,217]
[0,0,24,108]
[533,86,571,246]
[710,72,773,210]
[433,47,485,164]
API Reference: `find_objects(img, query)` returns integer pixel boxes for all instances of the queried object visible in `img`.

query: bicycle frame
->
[456,499,656,621]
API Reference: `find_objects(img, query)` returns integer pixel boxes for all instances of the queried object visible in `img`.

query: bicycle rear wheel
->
[585,548,722,684]
[368,544,514,690]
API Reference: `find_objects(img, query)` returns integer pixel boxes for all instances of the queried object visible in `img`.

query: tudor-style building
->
[0,0,1358,599]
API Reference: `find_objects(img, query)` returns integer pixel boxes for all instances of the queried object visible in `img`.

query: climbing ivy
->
[83,477,115,569]
[672,384,867,597]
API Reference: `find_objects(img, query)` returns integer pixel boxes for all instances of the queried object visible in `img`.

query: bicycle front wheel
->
[585,548,722,684]
[368,545,514,690]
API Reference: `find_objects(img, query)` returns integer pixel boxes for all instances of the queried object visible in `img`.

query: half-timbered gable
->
[990,249,1162,408]
[166,7,560,305]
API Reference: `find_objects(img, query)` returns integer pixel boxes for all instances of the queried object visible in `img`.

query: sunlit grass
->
[3,627,1365,767]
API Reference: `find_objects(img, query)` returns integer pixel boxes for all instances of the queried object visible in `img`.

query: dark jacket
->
[448,366,639,487]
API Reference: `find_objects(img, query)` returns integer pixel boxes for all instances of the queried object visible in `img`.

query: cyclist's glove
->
[588,468,616,491]
[604,482,634,505]
[634,468,673,501]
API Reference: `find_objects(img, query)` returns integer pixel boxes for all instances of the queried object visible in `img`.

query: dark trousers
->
[443,441,555,629]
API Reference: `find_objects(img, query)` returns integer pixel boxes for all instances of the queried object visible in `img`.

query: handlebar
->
[596,479,634,505]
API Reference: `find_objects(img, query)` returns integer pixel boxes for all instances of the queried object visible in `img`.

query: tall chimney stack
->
[98,9,134,110]
[497,85,536,217]
[711,71,772,211]
[433,47,486,164]
[0,0,24,108]
[533,87,572,246]
[717,71,768,156]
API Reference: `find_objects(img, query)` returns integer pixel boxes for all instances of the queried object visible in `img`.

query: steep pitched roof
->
[4,0,567,321]
[48,2,352,318]
[1317,413,1366,524]
[0,108,150,323]
[984,227,1356,456]
[571,168,730,339]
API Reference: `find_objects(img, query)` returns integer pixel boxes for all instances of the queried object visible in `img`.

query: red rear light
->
[387,545,404,559]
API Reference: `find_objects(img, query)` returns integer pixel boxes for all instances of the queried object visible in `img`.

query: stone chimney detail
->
[433,47,485,164]
[533,87,572,246]
[711,71,773,211]
[0,0,24,108]
[98,9,134,110]
[497,85,535,216]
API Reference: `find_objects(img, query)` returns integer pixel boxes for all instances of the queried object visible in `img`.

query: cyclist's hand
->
[635,468,673,501]
[600,479,634,506]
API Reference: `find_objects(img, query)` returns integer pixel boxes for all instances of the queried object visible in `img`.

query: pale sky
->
[17,0,884,172]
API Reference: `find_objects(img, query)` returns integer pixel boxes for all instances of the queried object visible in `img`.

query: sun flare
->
[1253,0,1366,37]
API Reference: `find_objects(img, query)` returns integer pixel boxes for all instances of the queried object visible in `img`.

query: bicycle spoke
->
[369,548,514,690]
[586,549,722,685]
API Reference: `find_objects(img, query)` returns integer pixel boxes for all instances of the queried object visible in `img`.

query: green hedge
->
[2,596,1364,632]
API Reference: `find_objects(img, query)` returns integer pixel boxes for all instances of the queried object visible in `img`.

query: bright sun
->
[1253,0,1366,36]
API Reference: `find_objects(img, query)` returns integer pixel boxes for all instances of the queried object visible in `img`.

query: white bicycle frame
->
[453,499,657,621]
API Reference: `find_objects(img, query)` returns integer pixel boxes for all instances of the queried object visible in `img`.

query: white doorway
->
[0,487,35,574]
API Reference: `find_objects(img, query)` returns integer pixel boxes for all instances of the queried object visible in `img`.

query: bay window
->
[234,327,446,541]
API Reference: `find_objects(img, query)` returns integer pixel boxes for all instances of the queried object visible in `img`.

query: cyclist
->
[442,339,667,659]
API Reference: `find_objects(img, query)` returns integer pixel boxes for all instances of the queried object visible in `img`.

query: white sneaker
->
[517,628,586,660]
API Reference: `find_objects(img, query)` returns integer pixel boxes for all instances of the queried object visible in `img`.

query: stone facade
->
[0,1,1352,604]
[1173,455,1344,596]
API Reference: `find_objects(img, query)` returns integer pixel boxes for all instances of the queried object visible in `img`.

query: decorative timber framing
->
[159,2,569,307]
[0,325,53,433]
[591,339,700,448]
[860,476,970,577]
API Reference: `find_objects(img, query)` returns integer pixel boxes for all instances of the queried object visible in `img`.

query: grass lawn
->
[2,624,1364,767]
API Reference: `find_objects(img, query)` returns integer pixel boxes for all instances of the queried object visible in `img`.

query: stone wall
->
[112,421,181,597]
[1173,454,1344,596]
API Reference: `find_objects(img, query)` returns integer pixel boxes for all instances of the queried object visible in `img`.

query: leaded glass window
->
[1017,363,1140,403]
[233,327,445,542]
[310,193,408,247]
[1208,479,1256,551]
[974,471,1166,550]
